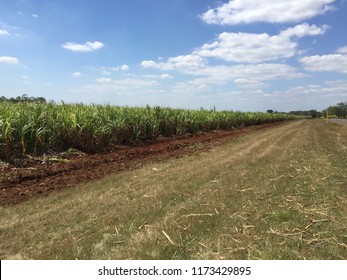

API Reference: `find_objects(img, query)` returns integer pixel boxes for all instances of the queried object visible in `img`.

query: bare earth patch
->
[0,122,282,205]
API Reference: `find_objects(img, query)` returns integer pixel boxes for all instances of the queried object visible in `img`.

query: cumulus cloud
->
[324,80,347,94]
[194,23,328,63]
[140,21,316,93]
[72,72,82,77]
[267,80,347,109]
[62,41,104,52]
[160,74,173,79]
[234,78,268,89]
[143,54,305,91]
[140,60,157,68]
[143,74,174,80]
[142,24,327,78]
[0,56,19,64]
[141,55,206,71]
[102,70,111,75]
[201,0,335,25]
[300,53,347,73]
[120,64,129,71]
[0,29,10,36]
[336,46,347,54]
[280,23,329,38]
[111,64,130,71]
[198,64,306,87]
[96,77,112,83]
[72,79,159,93]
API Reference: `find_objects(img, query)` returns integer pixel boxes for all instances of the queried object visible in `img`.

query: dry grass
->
[0,120,346,259]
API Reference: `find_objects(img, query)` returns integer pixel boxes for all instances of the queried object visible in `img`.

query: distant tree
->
[309,110,322,118]
[35,97,47,103]
[323,102,347,118]
[325,102,347,118]
[0,95,47,104]
[336,102,347,118]
[267,109,274,114]
[288,110,322,118]
[21,94,29,101]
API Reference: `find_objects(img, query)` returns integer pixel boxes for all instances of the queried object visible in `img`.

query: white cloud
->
[72,78,159,93]
[197,64,305,82]
[72,72,82,77]
[21,75,29,79]
[0,56,19,64]
[142,74,173,80]
[234,78,268,89]
[172,78,213,92]
[194,23,328,63]
[336,46,347,54]
[166,63,305,95]
[32,14,39,18]
[201,0,335,25]
[324,79,347,93]
[102,70,111,75]
[120,64,129,71]
[96,77,112,83]
[0,29,10,36]
[271,80,347,97]
[266,80,347,110]
[142,53,305,86]
[141,55,206,71]
[111,64,130,71]
[300,53,347,73]
[140,60,157,68]
[279,23,329,38]
[160,74,173,79]
[62,41,104,52]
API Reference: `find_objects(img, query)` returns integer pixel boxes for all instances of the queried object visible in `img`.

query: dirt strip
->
[0,122,286,205]
[327,118,347,125]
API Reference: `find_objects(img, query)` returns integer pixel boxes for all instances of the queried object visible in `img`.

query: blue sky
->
[1,0,347,112]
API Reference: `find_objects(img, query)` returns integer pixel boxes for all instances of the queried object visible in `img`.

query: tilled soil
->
[0,122,284,205]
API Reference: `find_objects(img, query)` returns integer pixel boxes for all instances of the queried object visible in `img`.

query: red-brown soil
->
[0,122,284,205]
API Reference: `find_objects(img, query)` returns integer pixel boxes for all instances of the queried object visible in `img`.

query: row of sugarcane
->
[0,102,298,161]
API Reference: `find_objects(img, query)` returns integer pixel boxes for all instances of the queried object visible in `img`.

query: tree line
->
[0,94,47,104]
[322,102,347,118]
[287,110,322,118]
[268,102,347,119]
[267,109,322,118]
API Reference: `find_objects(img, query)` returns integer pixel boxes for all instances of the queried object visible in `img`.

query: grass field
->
[0,120,346,260]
